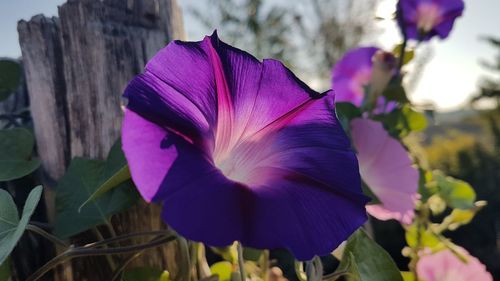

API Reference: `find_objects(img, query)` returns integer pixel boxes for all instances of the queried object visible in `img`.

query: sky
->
[1,0,499,111]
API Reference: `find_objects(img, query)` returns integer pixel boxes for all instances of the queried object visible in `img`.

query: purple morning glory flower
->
[121,32,368,260]
[398,0,465,41]
[332,47,396,113]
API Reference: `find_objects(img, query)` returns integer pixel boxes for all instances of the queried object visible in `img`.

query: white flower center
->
[416,3,443,32]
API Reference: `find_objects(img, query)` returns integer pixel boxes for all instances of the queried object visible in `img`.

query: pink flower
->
[417,248,492,281]
[332,47,397,113]
[350,118,418,224]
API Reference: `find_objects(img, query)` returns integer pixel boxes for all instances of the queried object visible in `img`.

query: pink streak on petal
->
[350,118,418,224]
[247,98,316,142]
[122,109,178,202]
[237,59,314,140]
[205,36,236,162]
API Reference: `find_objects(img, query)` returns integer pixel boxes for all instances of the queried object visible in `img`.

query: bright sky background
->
[1,0,499,111]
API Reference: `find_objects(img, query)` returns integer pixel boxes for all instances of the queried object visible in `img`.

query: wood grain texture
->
[18,0,185,280]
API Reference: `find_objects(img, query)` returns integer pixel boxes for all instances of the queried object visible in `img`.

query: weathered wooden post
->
[18,0,185,279]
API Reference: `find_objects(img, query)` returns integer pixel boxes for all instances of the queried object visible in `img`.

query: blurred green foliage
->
[0,59,21,102]
[0,128,40,181]
[190,0,376,85]
[422,110,500,277]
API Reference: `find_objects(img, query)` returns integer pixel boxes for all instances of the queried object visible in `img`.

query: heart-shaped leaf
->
[0,186,43,265]
[340,230,403,281]
[54,156,138,238]
[0,128,40,181]
[79,139,131,210]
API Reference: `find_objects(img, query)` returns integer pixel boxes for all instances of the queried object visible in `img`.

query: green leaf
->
[375,105,427,138]
[392,44,415,66]
[402,106,427,132]
[54,157,139,238]
[0,186,43,265]
[335,102,362,132]
[382,78,409,104]
[333,252,361,281]
[441,201,486,231]
[79,140,131,210]
[418,169,434,202]
[0,60,21,102]
[123,267,170,281]
[210,261,232,281]
[341,229,403,281]
[243,247,262,262]
[0,258,10,281]
[434,173,476,209]
[0,128,41,181]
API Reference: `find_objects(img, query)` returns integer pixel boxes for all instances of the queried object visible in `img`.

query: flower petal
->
[124,73,214,150]
[209,34,322,141]
[350,118,418,224]
[159,93,367,260]
[332,47,378,106]
[398,0,464,41]
[122,109,215,202]
[220,93,367,259]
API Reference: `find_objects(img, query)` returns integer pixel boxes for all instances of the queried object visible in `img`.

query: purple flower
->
[398,0,465,41]
[350,118,418,224]
[417,247,492,281]
[332,47,396,113]
[121,32,368,260]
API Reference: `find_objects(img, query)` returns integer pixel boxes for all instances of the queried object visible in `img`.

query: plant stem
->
[26,232,177,281]
[178,237,191,281]
[26,224,69,248]
[93,227,117,271]
[322,270,349,281]
[83,229,174,248]
[111,251,144,281]
[294,261,307,281]
[306,257,323,281]
[197,243,212,279]
[261,250,270,281]
[306,260,314,281]
[237,242,246,281]
[396,1,408,73]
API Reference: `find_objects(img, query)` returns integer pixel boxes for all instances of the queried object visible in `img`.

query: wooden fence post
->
[18,0,185,280]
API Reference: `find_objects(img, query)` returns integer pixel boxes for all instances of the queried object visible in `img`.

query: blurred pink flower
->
[417,248,492,281]
[332,47,397,113]
[350,118,418,224]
